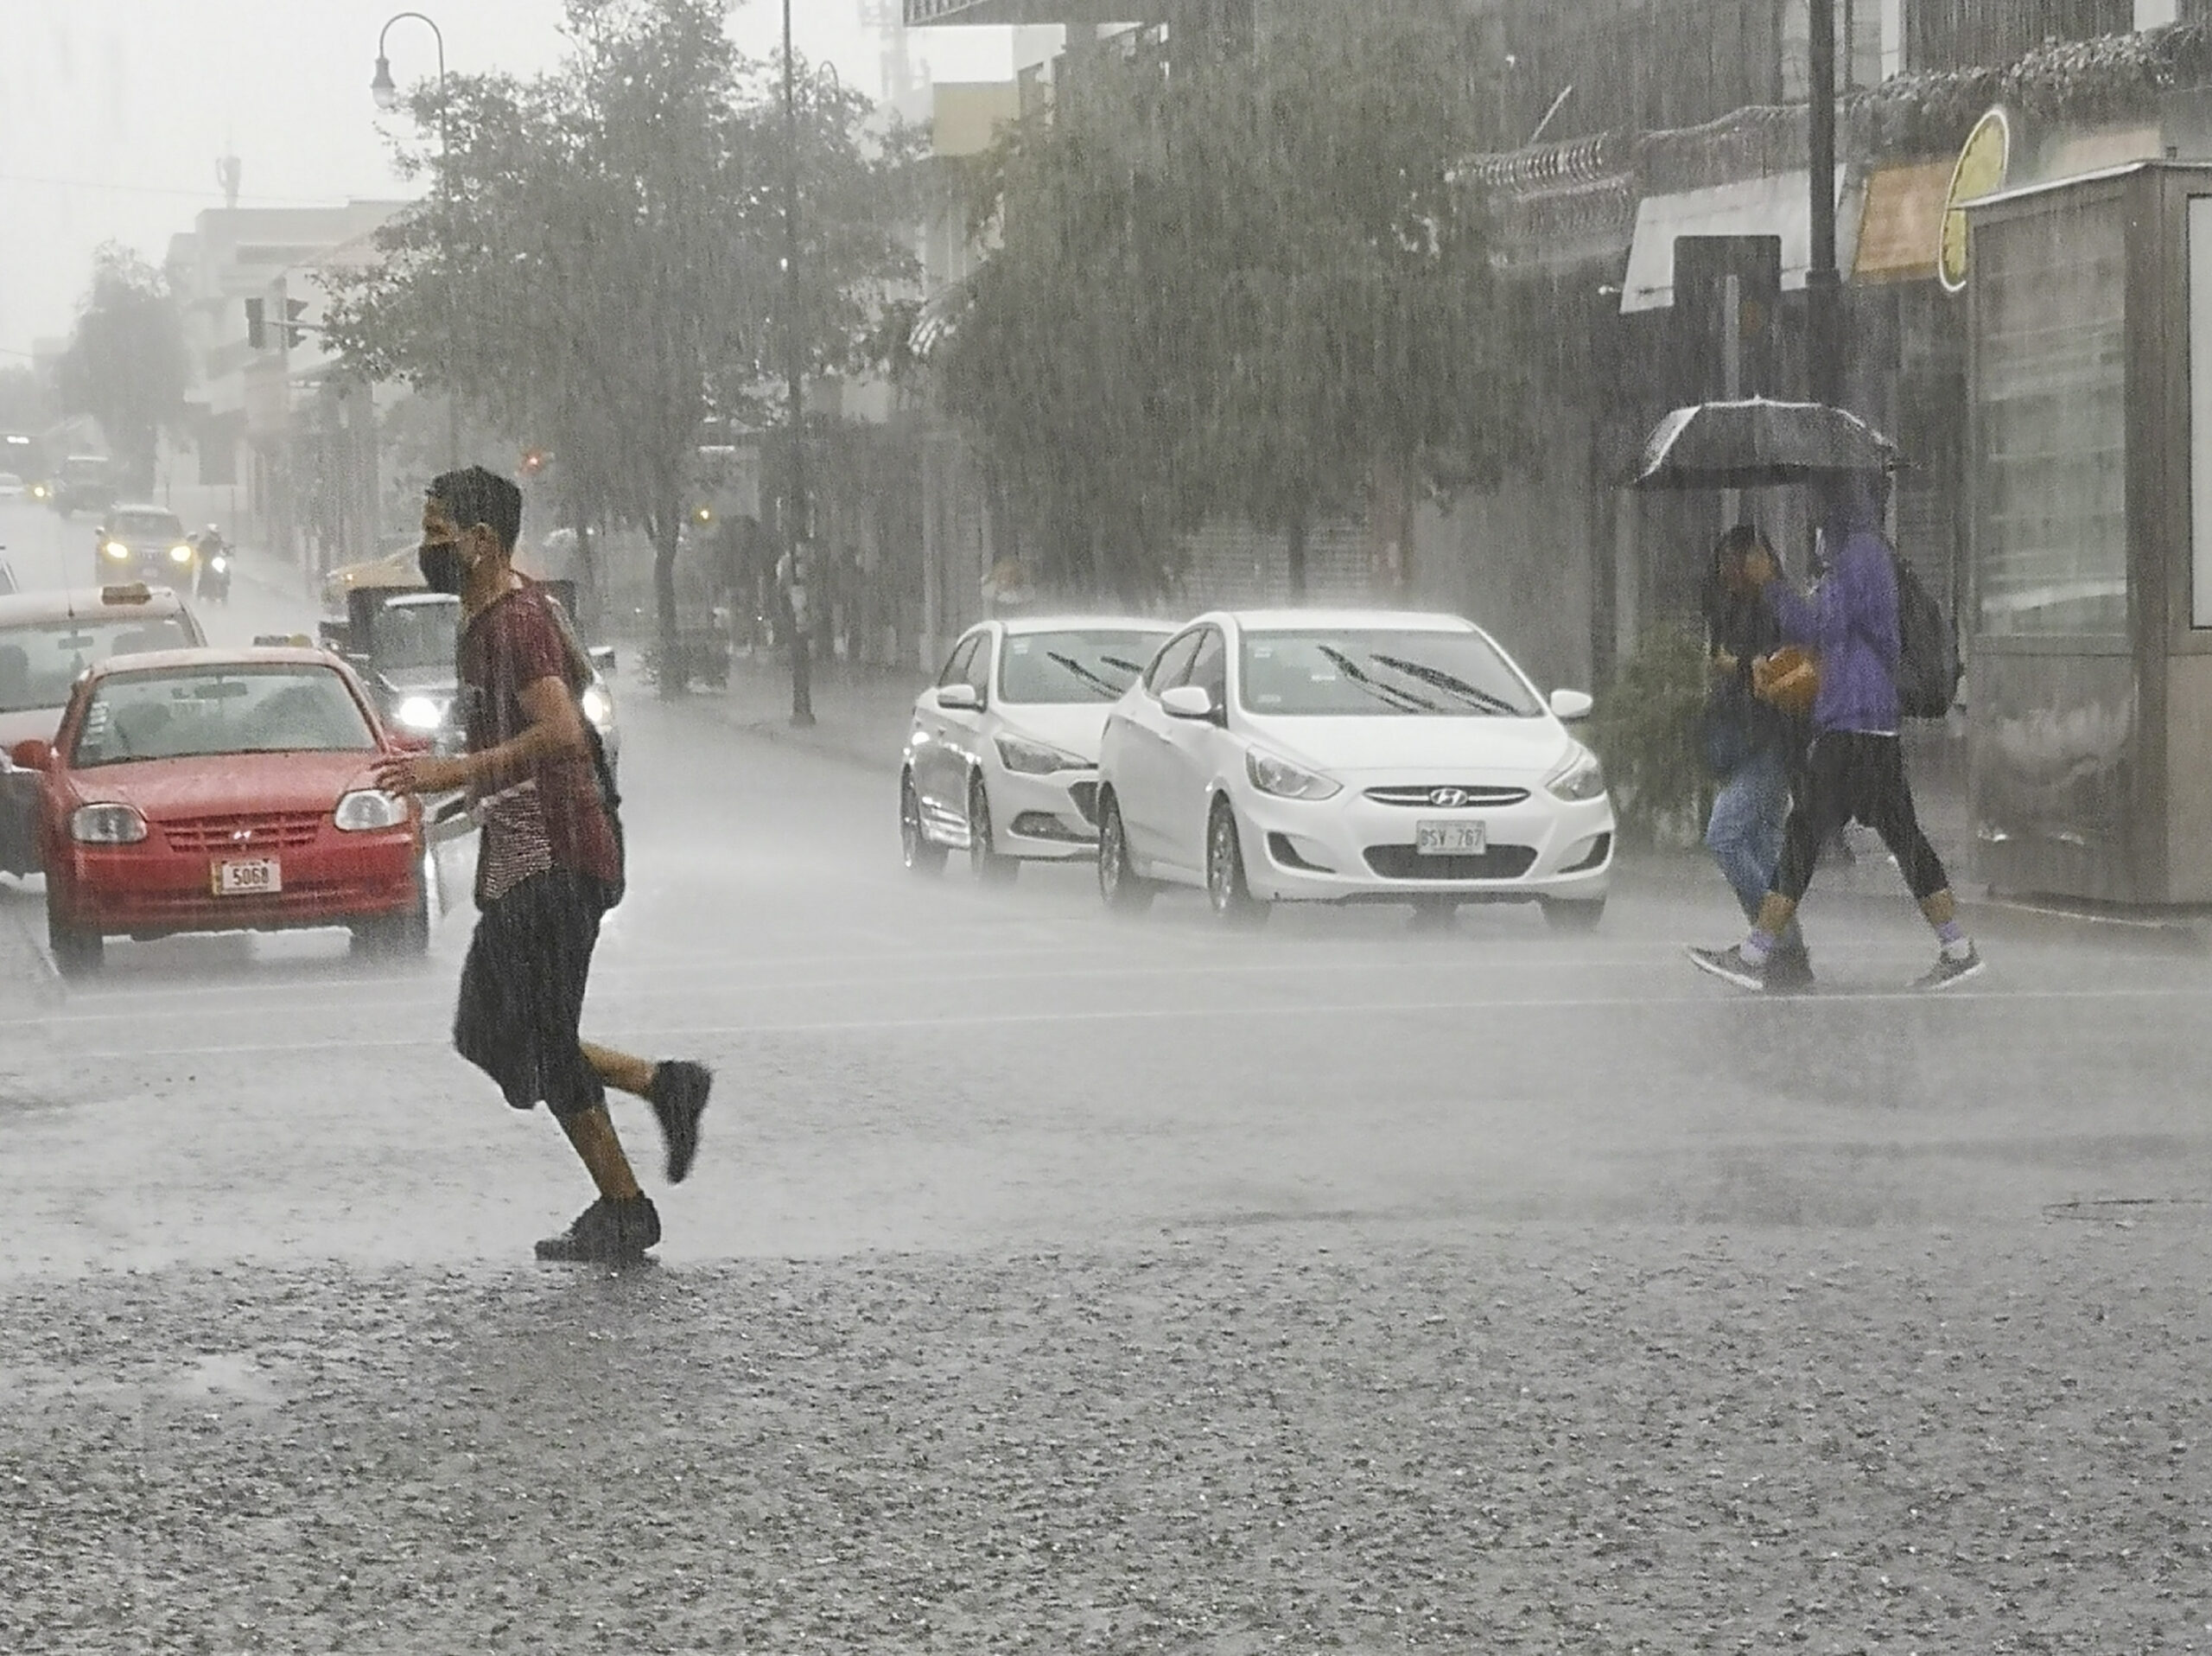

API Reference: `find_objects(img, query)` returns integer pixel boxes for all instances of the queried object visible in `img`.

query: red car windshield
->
[73,666,377,767]
[0,615,198,714]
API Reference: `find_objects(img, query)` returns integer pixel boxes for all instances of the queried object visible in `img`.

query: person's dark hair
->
[427,465,524,554]
[1702,523,1766,625]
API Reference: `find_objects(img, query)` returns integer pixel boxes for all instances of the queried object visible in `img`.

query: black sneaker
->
[1912,944,1985,991]
[1688,942,1771,991]
[1767,946,1816,992]
[534,1194,662,1263]
[647,1060,714,1185]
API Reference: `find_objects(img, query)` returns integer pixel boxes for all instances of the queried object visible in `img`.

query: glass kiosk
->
[1967,160,2212,906]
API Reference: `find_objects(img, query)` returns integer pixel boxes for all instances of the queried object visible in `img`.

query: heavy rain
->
[2,0,2209,1648]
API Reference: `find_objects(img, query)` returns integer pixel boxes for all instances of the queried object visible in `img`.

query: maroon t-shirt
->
[458,582,620,901]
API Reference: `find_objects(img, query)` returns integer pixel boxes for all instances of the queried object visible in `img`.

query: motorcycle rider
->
[193,525,232,602]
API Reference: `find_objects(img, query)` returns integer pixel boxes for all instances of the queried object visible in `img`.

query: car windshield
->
[373,601,458,672]
[999,628,1171,704]
[1239,629,1542,718]
[73,666,376,766]
[111,511,184,543]
[0,615,197,713]
[0,473,22,488]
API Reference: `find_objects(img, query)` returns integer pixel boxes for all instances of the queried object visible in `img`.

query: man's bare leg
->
[559,1105,643,1201]
[581,1041,655,1098]
[581,1040,714,1185]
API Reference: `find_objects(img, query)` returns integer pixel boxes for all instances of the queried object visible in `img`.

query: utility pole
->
[782,0,814,726]
[1806,0,1843,406]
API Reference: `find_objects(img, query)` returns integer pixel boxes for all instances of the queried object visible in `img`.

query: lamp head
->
[371,55,399,111]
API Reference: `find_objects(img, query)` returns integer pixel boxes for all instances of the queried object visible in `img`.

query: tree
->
[54,245,187,491]
[938,3,1525,600]
[322,0,917,693]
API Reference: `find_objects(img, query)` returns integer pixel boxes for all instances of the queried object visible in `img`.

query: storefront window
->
[1976,197,2127,637]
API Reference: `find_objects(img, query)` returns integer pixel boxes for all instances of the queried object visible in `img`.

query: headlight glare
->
[70,803,147,844]
[579,683,613,732]
[1545,745,1607,802]
[168,544,194,564]
[334,789,409,831]
[995,733,1082,775]
[102,541,129,560]
[1246,748,1341,800]
[395,695,443,732]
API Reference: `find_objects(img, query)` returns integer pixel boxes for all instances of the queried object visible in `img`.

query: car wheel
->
[1096,790,1154,914]
[1542,896,1607,933]
[48,909,103,978]
[1206,797,1268,926]
[353,876,432,959]
[900,772,947,876]
[967,774,1019,886]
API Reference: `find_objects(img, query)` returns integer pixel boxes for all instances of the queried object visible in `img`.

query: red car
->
[9,646,432,977]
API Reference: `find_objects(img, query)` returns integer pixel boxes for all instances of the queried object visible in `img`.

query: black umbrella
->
[1630,398,1904,490]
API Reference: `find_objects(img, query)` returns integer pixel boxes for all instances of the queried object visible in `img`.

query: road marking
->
[37,981,2212,1061]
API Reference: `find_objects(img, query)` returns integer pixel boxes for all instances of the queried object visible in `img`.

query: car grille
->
[1363,784,1531,808]
[1068,780,1101,825]
[161,810,327,852]
[1363,844,1539,881]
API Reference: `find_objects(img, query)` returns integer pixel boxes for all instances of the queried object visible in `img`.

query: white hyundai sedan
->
[1093,609,1614,927]
[901,615,1174,882]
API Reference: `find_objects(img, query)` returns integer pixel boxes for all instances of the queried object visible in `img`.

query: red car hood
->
[67,750,388,818]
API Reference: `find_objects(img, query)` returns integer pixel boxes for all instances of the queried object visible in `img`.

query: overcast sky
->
[0,0,1016,364]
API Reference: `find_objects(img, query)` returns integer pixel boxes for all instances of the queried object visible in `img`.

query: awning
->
[1620,167,1854,314]
[1852,160,1953,284]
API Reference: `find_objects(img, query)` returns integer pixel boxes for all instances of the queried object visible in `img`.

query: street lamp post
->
[1805,0,1843,406]
[781,0,815,726]
[371,10,460,468]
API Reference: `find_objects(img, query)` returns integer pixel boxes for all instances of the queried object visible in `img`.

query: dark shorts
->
[454,869,613,1122]
[1771,730,1950,905]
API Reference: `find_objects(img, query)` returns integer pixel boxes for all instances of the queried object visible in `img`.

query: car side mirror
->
[9,738,53,771]
[936,683,982,712]
[1549,688,1595,723]
[588,644,617,677]
[1161,685,1217,722]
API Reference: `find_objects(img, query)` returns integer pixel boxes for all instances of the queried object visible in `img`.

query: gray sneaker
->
[1913,944,1985,991]
[1688,943,1770,991]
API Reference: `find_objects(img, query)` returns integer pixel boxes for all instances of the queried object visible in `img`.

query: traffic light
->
[284,300,308,348]
[245,297,266,350]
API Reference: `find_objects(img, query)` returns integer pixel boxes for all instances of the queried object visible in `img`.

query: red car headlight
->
[71,803,148,844]
[334,789,409,831]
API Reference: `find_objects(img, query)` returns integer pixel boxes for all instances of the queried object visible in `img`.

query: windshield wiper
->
[1317,645,1440,715]
[1046,651,1122,702]
[1369,652,1521,716]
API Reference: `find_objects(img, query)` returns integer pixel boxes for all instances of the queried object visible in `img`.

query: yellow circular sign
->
[1939,108,2012,293]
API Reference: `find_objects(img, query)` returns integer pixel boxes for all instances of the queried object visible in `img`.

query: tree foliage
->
[938,2,1525,602]
[54,245,187,491]
[321,0,918,688]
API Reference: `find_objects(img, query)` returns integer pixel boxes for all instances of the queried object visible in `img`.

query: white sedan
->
[1093,609,1615,927]
[901,615,1174,882]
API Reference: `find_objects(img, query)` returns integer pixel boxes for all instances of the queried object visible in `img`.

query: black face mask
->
[418,539,467,596]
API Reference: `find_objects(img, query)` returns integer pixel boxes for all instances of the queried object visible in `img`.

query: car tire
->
[48,909,103,978]
[1096,790,1154,914]
[1542,896,1607,933]
[967,774,1019,886]
[1205,796,1268,927]
[352,877,432,959]
[900,772,946,877]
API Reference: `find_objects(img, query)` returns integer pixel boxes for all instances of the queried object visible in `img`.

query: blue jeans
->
[1706,748,1803,951]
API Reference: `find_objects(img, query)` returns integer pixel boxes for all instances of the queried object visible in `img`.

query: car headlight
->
[395,695,444,732]
[334,789,410,831]
[209,554,230,572]
[579,682,614,733]
[70,803,147,844]
[1545,744,1607,803]
[102,541,130,560]
[995,732,1082,775]
[1246,748,1341,800]
[168,544,194,564]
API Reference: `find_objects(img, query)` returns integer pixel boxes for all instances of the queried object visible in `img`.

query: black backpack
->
[1891,552,1962,720]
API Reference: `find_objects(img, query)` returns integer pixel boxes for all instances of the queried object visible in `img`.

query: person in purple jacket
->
[1689,470,1984,992]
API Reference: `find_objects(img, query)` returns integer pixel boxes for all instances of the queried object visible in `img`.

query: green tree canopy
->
[55,245,187,492]
[938,2,1525,601]
[322,0,918,689]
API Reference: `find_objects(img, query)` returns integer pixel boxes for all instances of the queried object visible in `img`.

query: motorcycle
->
[192,531,232,602]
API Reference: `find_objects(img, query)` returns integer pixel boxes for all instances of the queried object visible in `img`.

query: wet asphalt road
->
[3,506,2210,1650]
